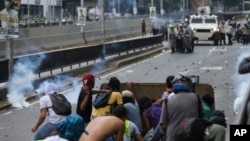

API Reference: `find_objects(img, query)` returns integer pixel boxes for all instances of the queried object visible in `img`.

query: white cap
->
[44,85,55,95]
[121,90,133,97]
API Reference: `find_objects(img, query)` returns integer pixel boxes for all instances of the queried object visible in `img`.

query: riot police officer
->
[169,24,177,53]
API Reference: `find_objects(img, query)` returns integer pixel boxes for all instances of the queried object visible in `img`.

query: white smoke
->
[232,53,250,114]
[36,75,81,104]
[7,54,45,108]
[64,79,81,104]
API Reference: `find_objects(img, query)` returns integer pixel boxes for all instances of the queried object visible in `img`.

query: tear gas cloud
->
[7,54,45,108]
[5,53,83,108]
[35,75,81,104]
[6,51,109,108]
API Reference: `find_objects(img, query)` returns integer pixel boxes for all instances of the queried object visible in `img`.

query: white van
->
[189,14,219,44]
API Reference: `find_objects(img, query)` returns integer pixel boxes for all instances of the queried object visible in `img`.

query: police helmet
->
[172,74,194,92]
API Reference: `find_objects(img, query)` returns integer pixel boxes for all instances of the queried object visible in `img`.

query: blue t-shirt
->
[123,102,142,131]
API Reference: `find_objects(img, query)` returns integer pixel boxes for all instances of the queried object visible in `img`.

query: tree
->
[220,0,241,11]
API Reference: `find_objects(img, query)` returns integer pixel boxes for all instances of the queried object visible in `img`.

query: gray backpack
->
[49,94,72,116]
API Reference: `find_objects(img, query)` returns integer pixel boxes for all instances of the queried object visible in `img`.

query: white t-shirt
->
[39,95,66,124]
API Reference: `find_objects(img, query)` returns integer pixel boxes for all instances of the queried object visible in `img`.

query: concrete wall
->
[0,18,152,57]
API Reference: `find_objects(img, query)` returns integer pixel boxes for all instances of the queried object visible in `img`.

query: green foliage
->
[245,3,250,10]
[222,0,241,8]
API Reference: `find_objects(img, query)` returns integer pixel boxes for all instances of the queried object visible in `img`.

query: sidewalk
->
[0,40,169,111]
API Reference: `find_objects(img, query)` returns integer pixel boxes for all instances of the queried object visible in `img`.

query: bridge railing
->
[0,35,163,83]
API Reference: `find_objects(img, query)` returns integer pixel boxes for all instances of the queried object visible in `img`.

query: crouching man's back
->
[79,116,124,141]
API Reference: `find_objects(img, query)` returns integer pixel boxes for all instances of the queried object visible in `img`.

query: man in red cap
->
[76,73,110,125]
[76,73,94,125]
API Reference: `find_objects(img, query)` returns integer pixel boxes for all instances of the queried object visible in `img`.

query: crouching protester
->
[142,98,163,141]
[174,110,226,141]
[42,114,87,141]
[80,106,143,141]
[159,74,204,141]
[31,85,67,141]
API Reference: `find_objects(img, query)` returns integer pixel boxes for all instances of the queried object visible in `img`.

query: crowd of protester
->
[31,72,227,141]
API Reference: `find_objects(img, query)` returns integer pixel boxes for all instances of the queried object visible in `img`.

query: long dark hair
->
[122,97,135,104]
[107,77,120,91]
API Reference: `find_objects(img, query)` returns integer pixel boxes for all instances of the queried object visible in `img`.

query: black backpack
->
[175,118,212,141]
[49,94,72,116]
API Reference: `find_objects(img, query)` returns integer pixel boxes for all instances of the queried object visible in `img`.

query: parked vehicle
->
[189,6,219,45]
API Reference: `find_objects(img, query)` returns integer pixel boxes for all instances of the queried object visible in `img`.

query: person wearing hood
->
[201,94,215,121]
[76,73,95,125]
[32,85,67,141]
[76,73,111,125]
[44,114,87,141]
[203,110,227,141]
[159,74,203,141]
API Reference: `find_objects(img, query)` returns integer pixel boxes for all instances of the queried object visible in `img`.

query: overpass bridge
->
[0,17,153,58]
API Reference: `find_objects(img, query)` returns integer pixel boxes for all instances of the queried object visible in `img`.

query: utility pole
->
[118,0,120,14]
[80,0,84,33]
[113,0,116,15]
[28,0,30,28]
[160,0,164,16]
[100,0,105,60]
[6,36,14,76]
[81,0,84,7]
[183,0,185,21]
[243,0,245,14]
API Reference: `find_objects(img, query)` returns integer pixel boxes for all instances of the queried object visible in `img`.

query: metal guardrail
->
[0,35,163,83]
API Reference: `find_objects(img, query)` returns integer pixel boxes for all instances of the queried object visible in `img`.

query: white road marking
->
[126,70,134,73]
[0,126,13,130]
[208,47,216,56]
[208,47,227,56]
[238,46,250,49]
[0,111,12,118]
[200,66,224,70]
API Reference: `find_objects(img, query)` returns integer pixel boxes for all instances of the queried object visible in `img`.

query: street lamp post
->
[160,0,164,16]
[118,0,120,14]
[243,0,245,14]
[28,0,30,28]
[6,36,13,76]
[81,0,84,7]
[80,0,84,33]
[183,0,185,21]
[100,0,105,60]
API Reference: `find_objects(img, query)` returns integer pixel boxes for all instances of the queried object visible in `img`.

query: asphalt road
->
[0,40,249,141]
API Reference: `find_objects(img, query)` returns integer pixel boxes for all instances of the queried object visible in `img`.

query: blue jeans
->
[33,122,58,141]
